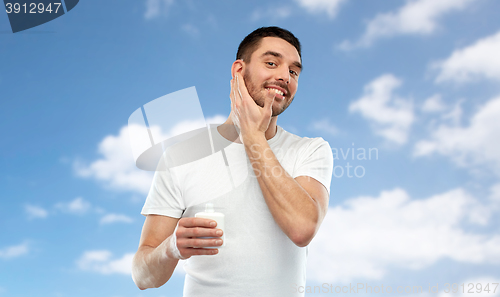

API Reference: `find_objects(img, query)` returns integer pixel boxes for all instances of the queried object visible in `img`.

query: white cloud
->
[414,97,500,175]
[55,197,91,215]
[250,6,292,22]
[422,94,446,113]
[24,204,48,219]
[0,243,29,260]
[349,74,414,145]
[100,213,134,225]
[144,0,174,20]
[339,0,476,50]
[440,99,464,126]
[310,118,338,136]
[75,126,155,195]
[294,0,347,18]
[77,250,134,275]
[434,30,500,83]
[161,115,227,139]
[307,188,500,283]
[438,276,500,297]
[76,115,227,195]
[491,184,500,203]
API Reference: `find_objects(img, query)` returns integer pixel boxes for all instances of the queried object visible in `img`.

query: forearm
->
[132,235,179,290]
[244,134,321,246]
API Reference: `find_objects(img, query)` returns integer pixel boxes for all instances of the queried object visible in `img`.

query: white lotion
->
[195,203,225,247]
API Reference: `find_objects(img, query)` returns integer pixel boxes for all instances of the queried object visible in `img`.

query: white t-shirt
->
[142,125,333,297]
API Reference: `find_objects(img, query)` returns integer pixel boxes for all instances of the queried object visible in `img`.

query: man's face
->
[242,37,302,117]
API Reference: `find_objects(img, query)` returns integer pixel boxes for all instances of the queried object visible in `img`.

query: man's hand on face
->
[230,72,276,143]
[167,217,223,260]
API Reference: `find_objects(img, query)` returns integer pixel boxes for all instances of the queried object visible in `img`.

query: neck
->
[218,112,278,143]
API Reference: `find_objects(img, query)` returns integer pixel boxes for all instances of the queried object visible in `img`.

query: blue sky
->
[1,0,500,296]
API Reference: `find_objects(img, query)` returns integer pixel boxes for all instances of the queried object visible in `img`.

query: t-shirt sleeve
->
[292,138,334,194]
[141,164,185,218]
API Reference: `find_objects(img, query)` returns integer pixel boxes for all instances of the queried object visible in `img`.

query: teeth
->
[266,88,284,96]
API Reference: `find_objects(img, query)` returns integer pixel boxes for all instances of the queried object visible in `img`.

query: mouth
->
[265,86,287,99]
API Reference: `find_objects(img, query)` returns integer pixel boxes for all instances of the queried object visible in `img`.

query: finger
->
[229,78,236,103]
[231,111,239,124]
[232,83,242,117]
[236,73,255,108]
[179,217,217,228]
[229,84,241,128]
[230,75,236,97]
[182,248,219,257]
[235,73,244,101]
[264,88,276,113]
[179,227,223,239]
[229,79,236,109]
[177,237,223,249]
[231,113,241,130]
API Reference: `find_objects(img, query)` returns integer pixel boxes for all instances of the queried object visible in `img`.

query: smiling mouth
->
[265,87,285,97]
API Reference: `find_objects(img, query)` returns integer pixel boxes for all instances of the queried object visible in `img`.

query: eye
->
[289,70,298,76]
[266,62,277,67]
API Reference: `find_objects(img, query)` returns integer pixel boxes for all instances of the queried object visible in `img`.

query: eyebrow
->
[260,51,303,71]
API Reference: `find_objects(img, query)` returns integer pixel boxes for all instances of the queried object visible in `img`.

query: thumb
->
[264,89,276,113]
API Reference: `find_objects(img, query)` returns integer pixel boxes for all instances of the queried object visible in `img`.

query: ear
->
[231,60,245,78]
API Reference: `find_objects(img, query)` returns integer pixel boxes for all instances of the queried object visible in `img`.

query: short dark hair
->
[236,26,301,64]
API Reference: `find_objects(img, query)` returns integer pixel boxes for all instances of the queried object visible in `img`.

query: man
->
[132,26,333,296]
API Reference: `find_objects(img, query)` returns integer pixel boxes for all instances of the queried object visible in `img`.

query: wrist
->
[164,231,187,260]
[241,131,266,148]
[163,235,176,259]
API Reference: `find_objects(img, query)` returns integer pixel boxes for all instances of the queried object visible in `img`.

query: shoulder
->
[277,126,332,154]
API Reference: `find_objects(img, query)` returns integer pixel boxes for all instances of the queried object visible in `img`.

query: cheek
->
[289,82,298,95]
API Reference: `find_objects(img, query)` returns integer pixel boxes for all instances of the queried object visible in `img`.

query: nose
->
[276,66,290,84]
